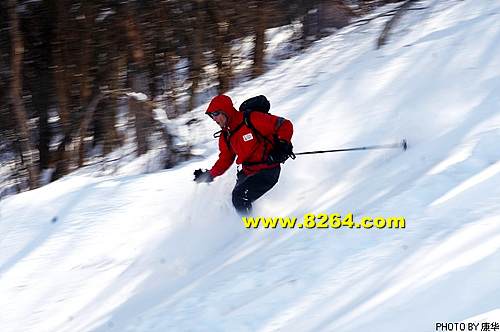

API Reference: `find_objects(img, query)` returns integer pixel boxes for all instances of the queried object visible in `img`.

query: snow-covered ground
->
[1,1,499,331]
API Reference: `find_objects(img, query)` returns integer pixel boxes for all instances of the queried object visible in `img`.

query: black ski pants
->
[232,165,281,214]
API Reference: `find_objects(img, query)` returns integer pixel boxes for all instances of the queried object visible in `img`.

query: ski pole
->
[294,139,407,156]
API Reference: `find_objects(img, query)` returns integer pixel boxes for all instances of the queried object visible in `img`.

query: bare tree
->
[252,0,270,78]
[7,0,39,189]
[123,4,151,156]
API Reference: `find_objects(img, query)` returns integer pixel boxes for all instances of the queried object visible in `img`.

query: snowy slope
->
[1,1,499,331]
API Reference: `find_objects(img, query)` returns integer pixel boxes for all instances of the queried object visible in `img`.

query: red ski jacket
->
[206,95,293,178]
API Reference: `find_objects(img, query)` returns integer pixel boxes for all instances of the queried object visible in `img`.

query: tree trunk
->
[212,29,232,94]
[8,0,39,190]
[77,92,102,168]
[123,6,149,156]
[129,96,148,156]
[377,0,415,49]
[51,0,72,177]
[78,2,93,102]
[165,51,180,117]
[206,0,232,94]
[187,5,205,111]
[252,0,269,78]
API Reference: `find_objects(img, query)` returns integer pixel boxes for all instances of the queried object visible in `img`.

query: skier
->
[194,95,294,214]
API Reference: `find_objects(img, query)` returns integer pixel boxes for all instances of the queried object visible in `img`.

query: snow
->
[1,0,500,331]
[127,92,148,101]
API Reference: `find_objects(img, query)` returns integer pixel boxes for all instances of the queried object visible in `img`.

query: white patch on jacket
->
[243,133,254,142]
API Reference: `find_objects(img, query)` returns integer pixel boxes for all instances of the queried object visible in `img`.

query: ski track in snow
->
[1,1,500,331]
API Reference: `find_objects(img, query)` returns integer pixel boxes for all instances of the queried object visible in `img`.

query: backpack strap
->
[243,111,272,146]
[213,112,277,168]
[242,111,275,167]
[217,121,245,152]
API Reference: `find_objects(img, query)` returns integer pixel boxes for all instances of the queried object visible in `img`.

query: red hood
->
[206,95,243,129]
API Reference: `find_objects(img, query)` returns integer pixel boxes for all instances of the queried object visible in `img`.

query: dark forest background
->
[0,0,404,198]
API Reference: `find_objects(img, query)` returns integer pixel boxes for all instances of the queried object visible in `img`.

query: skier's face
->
[210,111,228,128]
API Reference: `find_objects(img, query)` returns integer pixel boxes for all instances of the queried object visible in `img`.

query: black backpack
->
[238,95,272,146]
[238,95,270,114]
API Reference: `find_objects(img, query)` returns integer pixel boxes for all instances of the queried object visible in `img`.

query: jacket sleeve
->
[209,135,236,178]
[250,112,294,142]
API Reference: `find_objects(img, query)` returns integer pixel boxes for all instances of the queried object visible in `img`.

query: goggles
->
[207,110,223,118]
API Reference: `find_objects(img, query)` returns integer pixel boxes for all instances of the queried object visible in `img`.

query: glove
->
[267,138,294,164]
[194,169,214,183]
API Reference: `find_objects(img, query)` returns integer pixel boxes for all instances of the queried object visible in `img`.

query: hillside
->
[1,0,499,331]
